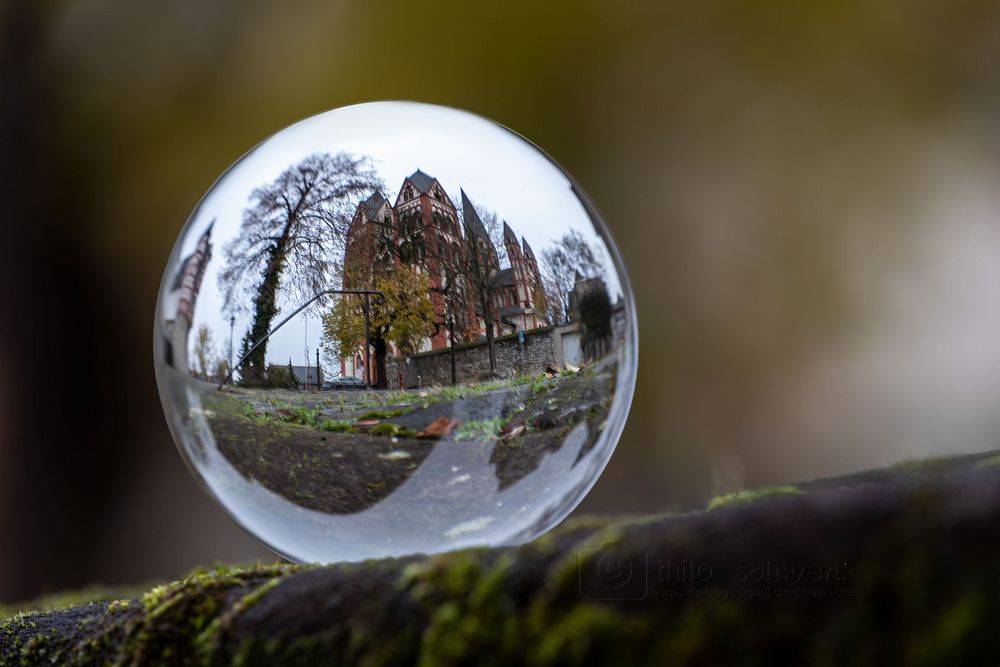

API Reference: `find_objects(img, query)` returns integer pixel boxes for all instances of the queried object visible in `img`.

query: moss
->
[414,373,542,406]
[406,552,523,666]
[454,417,505,442]
[357,407,413,420]
[545,524,629,598]
[194,576,286,660]
[906,591,987,666]
[976,453,1000,469]
[117,563,303,665]
[368,423,420,438]
[106,599,132,613]
[8,463,1000,665]
[317,419,359,434]
[707,485,803,511]
[0,584,146,620]
[534,604,637,665]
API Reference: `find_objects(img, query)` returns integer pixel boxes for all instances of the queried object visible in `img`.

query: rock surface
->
[3,463,1000,666]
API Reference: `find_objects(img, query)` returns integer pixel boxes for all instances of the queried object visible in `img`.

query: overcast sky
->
[168,101,626,373]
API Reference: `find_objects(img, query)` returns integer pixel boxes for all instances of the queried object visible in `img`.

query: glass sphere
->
[154,101,638,563]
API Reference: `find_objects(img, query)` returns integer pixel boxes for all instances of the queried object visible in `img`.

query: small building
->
[289,365,322,390]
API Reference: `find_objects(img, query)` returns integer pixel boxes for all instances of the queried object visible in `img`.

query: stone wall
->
[386,324,581,388]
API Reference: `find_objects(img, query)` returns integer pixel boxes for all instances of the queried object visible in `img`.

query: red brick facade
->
[340,169,547,383]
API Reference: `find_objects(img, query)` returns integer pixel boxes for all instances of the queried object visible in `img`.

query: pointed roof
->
[461,189,501,269]
[406,168,435,194]
[361,190,388,218]
[461,189,489,239]
[502,220,518,245]
[521,237,536,259]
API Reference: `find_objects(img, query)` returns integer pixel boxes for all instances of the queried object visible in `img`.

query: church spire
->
[461,189,487,239]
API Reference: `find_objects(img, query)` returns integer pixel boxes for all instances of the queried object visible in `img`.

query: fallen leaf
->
[418,417,460,440]
[499,416,526,441]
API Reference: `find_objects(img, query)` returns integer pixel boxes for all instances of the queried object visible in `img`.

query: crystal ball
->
[154,101,638,563]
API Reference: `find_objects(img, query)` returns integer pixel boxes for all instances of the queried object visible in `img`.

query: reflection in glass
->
[154,102,637,563]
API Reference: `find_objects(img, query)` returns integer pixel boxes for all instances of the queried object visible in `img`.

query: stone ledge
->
[3,464,1000,665]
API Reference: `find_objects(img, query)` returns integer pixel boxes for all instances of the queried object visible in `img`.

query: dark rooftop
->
[361,191,388,218]
[461,189,488,239]
[502,220,518,244]
[522,237,535,258]
[407,169,435,194]
[493,267,514,287]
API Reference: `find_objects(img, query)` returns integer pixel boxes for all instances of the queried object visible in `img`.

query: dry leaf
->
[418,417,459,440]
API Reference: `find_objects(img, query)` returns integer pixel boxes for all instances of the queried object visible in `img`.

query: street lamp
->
[447,314,457,385]
[229,315,235,377]
[217,288,385,390]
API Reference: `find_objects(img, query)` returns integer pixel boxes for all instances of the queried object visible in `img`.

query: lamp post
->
[363,293,371,388]
[217,289,385,390]
[447,314,457,385]
[228,315,235,378]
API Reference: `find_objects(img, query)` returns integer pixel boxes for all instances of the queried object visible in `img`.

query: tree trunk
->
[5,464,1000,665]
[373,336,388,389]
[239,223,293,384]
[479,288,496,375]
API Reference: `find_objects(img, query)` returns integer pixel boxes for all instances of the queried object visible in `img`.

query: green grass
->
[226,373,556,420]
[273,406,321,427]
[414,373,546,406]
[243,403,269,424]
[455,417,505,442]
[217,373,561,438]
[318,419,359,434]
[357,407,413,420]
[707,485,803,511]
[369,423,421,439]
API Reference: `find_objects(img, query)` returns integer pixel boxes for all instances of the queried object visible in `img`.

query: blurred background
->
[2,0,1000,602]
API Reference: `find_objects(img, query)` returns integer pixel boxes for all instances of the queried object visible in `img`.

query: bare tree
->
[451,192,508,268]
[540,230,605,325]
[456,190,502,373]
[192,324,217,380]
[218,153,381,384]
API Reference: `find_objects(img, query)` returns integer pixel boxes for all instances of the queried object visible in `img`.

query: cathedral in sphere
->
[340,169,548,383]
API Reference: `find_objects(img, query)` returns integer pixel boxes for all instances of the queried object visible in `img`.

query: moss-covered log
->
[4,465,1000,666]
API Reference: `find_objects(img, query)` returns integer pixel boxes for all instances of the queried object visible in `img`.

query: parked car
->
[322,376,368,391]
